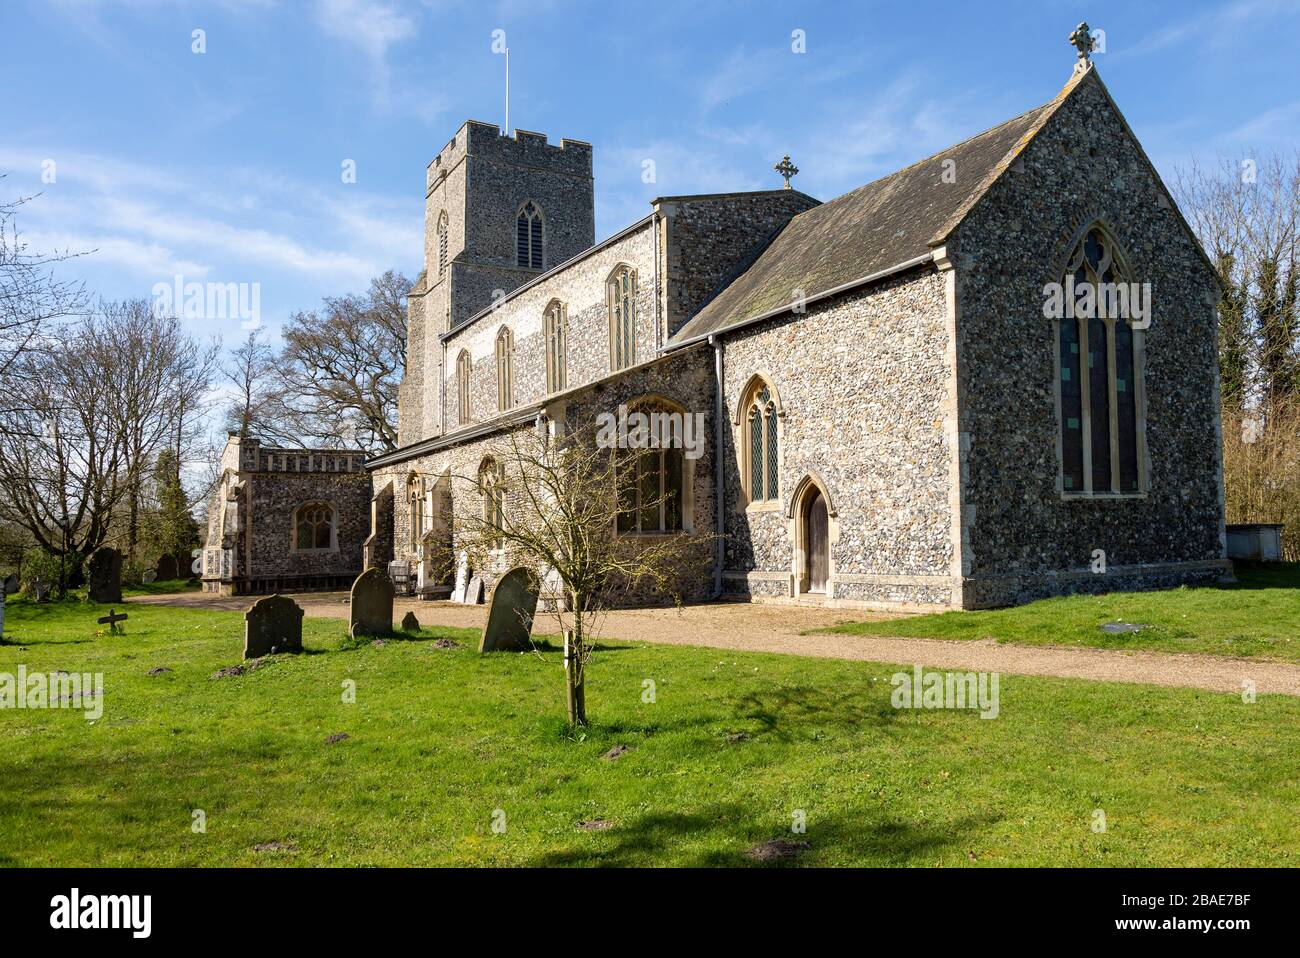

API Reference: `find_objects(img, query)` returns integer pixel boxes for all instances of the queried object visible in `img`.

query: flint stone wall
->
[950,69,1227,606]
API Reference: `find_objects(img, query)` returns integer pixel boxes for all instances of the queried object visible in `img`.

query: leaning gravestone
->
[349,568,395,638]
[32,577,49,603]
[3,573,18,595]
[465,575,484,605]
[479,567,540,653]
[244,594,304,659]
[87,547,123,603]
[155,554,179,581]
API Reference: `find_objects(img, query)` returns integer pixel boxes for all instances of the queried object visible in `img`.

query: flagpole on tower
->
[505,47,510,135]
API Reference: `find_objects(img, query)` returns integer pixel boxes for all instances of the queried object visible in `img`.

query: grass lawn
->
[0,596,1296,867]
[817,563,1300,663]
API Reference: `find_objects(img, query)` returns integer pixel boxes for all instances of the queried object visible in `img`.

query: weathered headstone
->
[465,575,484,605]
[349,568,395,637]
[87,547,123,603]
[244,594,304,659]
[142,570,157,584]
[155,554,179,581]
[451,551,469,603]
[400,610,420,632]
[479,566,540,653]
[3,573,18,595]
[32,577,49,602]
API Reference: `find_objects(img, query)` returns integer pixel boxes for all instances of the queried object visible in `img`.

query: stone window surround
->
[733,371,785,512]
[544,298,567,394]
[478,456,506,552]
[406,472,425,551]
[614,394,695,537]
[456,349,472,424]
[1049,217,1150,500]
[437,210,449,279]
[607,263,638,372]
[516,199,546,271]
[496,326,515,411]
[291,500,339,554]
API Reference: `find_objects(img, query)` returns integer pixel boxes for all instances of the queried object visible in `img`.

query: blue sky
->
[4,0,1299,350]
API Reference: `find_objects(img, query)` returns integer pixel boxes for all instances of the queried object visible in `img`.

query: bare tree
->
[0,178,88,380]
[448,417,712,726]
[271,270,409,454]
[219,327,279,441]
[1174,152,1300,411]
[0,316,129,595]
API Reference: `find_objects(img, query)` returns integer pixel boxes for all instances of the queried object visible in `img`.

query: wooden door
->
[806,492,829,593]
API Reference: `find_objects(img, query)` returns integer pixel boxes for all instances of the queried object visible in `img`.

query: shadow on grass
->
[528,802,1002,867]
[728,684,900,742]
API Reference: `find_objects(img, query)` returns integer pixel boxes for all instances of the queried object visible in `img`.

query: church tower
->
[399,121,595,444]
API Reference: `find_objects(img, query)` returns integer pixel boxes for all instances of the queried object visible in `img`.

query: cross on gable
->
[774,154,799,190]
[97,608,128,634]
[1068,21,1096,61]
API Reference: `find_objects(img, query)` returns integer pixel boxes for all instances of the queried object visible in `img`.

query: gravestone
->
[155,554,179,581]
[479,566,540,653]
[349,568,395,637]
[465,575,484,605]
[244,594,304,659]
[3,573,18,595]
[32,577,49,602]
[451,551,469,603]
[401,611,420,632]
[142,570,157,584]
[87,547,123,603]
[97,608,128,635]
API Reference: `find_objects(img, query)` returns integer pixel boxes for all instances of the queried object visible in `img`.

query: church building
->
[365,39,1230,611]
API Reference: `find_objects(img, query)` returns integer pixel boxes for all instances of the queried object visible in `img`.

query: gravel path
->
[133,591,1300,697]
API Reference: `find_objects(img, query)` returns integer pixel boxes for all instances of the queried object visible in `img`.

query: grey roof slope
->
[668,97,1060,345]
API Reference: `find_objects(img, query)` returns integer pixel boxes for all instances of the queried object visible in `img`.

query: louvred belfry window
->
[516,201,543,269]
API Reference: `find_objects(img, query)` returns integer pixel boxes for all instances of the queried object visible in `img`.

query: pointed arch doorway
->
[803,490,829,594]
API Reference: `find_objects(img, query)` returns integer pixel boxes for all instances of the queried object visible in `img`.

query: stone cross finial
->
[774,155,799,190]
[1068,21,1096,61]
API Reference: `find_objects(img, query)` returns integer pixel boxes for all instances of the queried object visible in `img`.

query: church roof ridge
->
[667,65,1095,346]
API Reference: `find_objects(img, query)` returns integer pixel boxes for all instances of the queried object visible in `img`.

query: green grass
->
[122,578,201,597]
[0,595,1296,866]
[817,563,1300,663]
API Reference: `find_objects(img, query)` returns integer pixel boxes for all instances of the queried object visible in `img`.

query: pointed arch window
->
[479,458,506,551]
[544,300,567,393]
[1056,225,1144,496]
[456,350,472,425]
[608,265,636,371]
[516,201,543,269]
[437,211,449,279]
[496,327,514,411]
[615,399,685,535]
[742,379,780,502]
